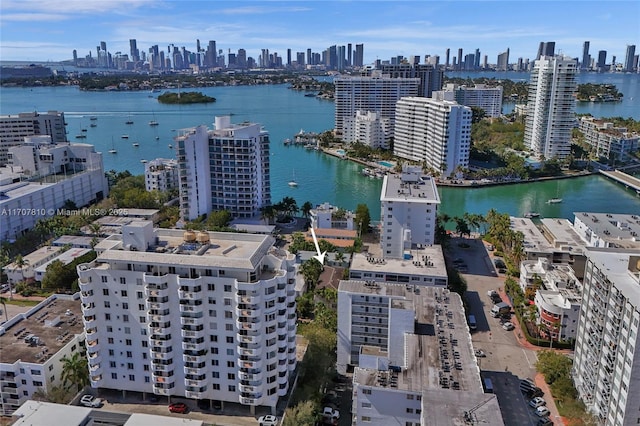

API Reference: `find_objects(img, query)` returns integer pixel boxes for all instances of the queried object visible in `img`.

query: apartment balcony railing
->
[237,346,262,357]
[144,273,170,285]
[236,294,261,305]
[145,286,170,298]
[81,303,97,316]
[180,316,204,327]
[90,374,103,386]
[237,333,262,345]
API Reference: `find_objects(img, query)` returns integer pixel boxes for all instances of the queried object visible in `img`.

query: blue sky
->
[1,1,638,64]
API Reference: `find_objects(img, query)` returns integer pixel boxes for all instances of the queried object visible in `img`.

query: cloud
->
[219,5,313,15]
[1,0,159,15]
[1,13,68,22]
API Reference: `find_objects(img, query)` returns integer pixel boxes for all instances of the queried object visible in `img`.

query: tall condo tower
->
[175,116,271,221]
[624,45,636,72]
[581,41,590,70]
[523,55,577,160]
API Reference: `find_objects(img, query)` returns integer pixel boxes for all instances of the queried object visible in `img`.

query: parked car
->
[529,397,546,408]
[323,406,340,419]
[535,406,551,417]
[487,289,498,298]
[494,258,506,268]
[490,294,503,304]
[537,417,554,426]
[502,322,515,331]
[79,395,103,408]
[258,415,278,426]
[474,349,486,357]
[168,402,188,414]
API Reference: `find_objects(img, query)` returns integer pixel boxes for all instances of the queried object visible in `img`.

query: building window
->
[227,361,234,368]
[226,336,234,344]
[107,326,113,333]
[120,277,126,284]
[111,373,117,379]
[103,288,109,295]
[212,360,219,366]
[102,276,108,283]
[362,417,371,422]
[124,327,131,334]
[129,374,135,381]
[224,284,231,292]
[137,291,143,299]
[208,284,215,291]
[224,311,233,319]
[144,365,149,371]
[210,335,218,342]
[225,324,233,331]
[122,302,129,310]
[108,337,114,344]
[228,385,236,392]
[212,372,219,378]
[108,349,114,356]
[227,373,235,380]
[126,351,133,358]
[226,348,234,356]
[224,298,231,306]
[142,341,148,348]
[406,408,414,414]
[126,339,132,346]
[121,290,128,297]
[212,384,220,390]
[127,363,134,370]
[123,314,129,322]
[362,389,371,395]
[145,376,150,383]
[104,302,111,309]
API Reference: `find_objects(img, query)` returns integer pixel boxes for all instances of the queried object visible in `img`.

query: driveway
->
[447,237,563,425]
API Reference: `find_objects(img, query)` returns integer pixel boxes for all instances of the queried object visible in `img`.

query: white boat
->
[108,149,117,154]
[547,198,562,204]
[155,136,160,140]
[132,143,139,147]
[89,116,97,121]
[141,159,147,163]
[149,120,159,126]
[121,134,129,139]
[288,170,298,187]
[524,212,540,218]
[75,134,86,139]
[168,144,173,149]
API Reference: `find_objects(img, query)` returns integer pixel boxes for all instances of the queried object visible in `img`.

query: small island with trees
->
[575,83,623,102]
[157,91,216,104]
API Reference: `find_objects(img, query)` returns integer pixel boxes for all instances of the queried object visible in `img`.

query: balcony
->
[185,378,207,387]
[238,359,260,369]
[237,308,261,318]
[179,304,202,314]
[181,329,205,339]
[149,312,171,323]
[151,363,172,372]
[145,286,170,298]
[89,363,102,374]
[182,341,206,352]
[180,316,204,327]
[151,339,172,349]
[185,389,206,399]
[239,370,263,382]
[238,346,262,357]
[81,303,97,316]
[86,341,99,354]
[178,290,200,300]
[83,316,97,329]
[90,374,103,386]
[151,351,173,361]
[239,394,263,406]
[236,319,261,331]
[78,279,91,291]
[144,273,169,285]
[87,352,101,364]
[237,333,262,345]
[184,366,206,376]
[152,375,174,386]
[239,383,262,394]
[236,294,261,305]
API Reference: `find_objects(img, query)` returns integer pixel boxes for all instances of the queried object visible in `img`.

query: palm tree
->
[301,201,313,220]
[88,222,102,237]
[259,205,277,225]
[61,352,89,392]
[10,255,29,300]
[0,296,8,323]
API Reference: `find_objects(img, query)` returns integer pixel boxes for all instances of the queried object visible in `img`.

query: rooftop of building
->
[12,401,205,426]
[0,296,84,364]
[539,217,588,254]
[573,212,640,248]
[381,170,440,204]
[537,289,581,308]
[311,202,355,215]
[580,116,638,137]
[52,235,96,248]
[34,248,91,274]
[350,245,447,279]
[309,228,358,238]
[509,217,556,254]
[344,282,482,393]
[93,224,289,271]
[585,248,640,301]
[4,246,64,271]
[420,389,504,426]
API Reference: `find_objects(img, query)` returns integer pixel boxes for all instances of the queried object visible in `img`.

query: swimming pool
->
[377,161,393,168]
[336,149,346,156]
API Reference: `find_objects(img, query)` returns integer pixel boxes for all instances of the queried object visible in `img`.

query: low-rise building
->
[4,246,65,285]
[338,281,503,425]
[578,117,639,161]
[0,295,85,416]
[144,158,179,192]
[341,111,391,148]
[0,111,67,166]
[310,202,356,231]
[572,212,640,249]
[444,83,504,118]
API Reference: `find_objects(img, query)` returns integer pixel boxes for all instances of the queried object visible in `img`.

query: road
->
[447,237,563,426]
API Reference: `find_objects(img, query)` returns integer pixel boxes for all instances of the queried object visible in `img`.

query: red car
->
[168,402,188,414]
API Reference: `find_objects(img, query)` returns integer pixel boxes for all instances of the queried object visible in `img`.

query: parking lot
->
[447,237,562,426]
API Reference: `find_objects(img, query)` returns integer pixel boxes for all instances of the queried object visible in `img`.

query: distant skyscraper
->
[624,45,636,72]
[457,48,463,71]
[337,45,346,71]
[379,63,444,98]
[474,48,481,69]
[129,39,139,62]
[536,41,555,59]
[524,55,577,160]
[287,48,291,66]
[206,40,216,67]
[445,48,450,68]
[237,49,247,68]
[354,44,364,67]
[464,53,475,70]
[597,50,607,71]
[296,52,305,67]
[581,41,590,70]
[347,43,352,66]
[307,48,312,66]
[497,49,510,71]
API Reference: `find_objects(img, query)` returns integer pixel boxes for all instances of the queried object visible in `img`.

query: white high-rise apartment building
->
[445,84,504,118]
[379,165,440,259]
[573,249,640,426]
[175,116,271,221]
[524,55,577,160]
[393,94,472,178]
[334,73,419,140]
[0,111,67,166]
[77,221,297,413]
[342,111,391,149]
[144,158,179,192]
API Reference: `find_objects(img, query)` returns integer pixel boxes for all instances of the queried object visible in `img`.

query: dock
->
[599,169,640,194]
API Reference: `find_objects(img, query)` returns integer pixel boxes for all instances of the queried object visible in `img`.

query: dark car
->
[169,402,188,413]
[490,294,503,304]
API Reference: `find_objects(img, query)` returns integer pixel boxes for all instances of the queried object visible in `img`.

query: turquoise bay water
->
[1,82,639,222]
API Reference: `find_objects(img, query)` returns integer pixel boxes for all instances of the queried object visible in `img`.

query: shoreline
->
[319,146,598,188]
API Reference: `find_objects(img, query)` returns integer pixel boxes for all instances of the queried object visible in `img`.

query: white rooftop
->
[12,401,91,426]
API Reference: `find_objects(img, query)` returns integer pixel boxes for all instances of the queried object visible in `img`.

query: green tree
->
[283,400,319,426]
[470,106,487,124]
[299,258,323,290]
[41,260,75,291]
[205,210,232,229]
[301,201,313,219]
[0,296,8,323]
[61,352,89,392]
[354,204,371,235]
[536,350,572,386]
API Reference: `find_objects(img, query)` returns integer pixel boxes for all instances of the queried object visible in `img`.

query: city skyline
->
[1,1,638,65]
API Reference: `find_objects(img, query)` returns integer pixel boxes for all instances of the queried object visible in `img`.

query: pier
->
[600,170,640,195]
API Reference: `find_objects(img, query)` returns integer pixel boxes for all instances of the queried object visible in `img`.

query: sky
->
[1,0,639,65]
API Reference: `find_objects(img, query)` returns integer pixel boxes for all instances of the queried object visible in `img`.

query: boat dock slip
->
[599,170,640,193]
